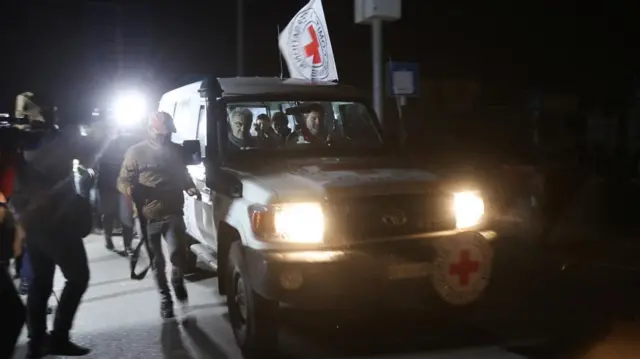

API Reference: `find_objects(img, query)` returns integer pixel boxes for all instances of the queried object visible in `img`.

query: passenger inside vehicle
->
[228,108,255,149]
[271,112,291,144]
[287,103,329,145]
[253,114,279,146]
[224,101,381,152]
[253,114,271,134]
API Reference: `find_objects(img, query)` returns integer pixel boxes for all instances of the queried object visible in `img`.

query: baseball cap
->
[148,111,177,135]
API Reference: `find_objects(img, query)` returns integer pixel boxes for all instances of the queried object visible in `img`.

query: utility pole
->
[371,19,383,124]
[355,0,401,130]
[237,0,245,76]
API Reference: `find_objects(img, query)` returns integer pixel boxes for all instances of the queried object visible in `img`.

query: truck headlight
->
[250,202,325,243]
[453,191,485,229]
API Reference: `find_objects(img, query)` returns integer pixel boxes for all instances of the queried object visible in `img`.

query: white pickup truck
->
[163,77,498,358]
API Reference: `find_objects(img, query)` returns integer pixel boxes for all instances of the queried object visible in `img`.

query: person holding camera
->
[11,97,93,358]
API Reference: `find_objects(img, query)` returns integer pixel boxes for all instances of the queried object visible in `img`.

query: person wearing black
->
[0,192,26,359]
[288,103,328,145]
[11,105,92,358]
[271,111,292,143]
[96,132,139,255]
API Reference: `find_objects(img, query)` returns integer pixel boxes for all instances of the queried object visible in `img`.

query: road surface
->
[11,234,640,359]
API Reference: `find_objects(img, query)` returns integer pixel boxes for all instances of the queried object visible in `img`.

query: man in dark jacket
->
[96,132,140,255]
[118,111,199,319]
[11,109,92,357]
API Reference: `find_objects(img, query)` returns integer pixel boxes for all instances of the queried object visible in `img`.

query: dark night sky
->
[0,0,638,114]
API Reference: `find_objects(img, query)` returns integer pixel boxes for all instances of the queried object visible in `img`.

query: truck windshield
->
[224,100,383,155]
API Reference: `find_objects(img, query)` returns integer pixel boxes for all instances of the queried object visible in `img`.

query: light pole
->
[237,0,245,76]
[355,0,401,129]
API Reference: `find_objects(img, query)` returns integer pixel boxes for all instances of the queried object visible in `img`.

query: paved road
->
[11,234,640,359]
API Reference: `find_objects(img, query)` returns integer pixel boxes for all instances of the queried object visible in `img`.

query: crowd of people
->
[0,93,199,358]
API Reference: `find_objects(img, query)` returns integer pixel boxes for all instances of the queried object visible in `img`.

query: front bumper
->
[244,230,497,309]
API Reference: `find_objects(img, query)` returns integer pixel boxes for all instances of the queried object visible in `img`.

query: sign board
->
[355,0,402,24]
[386,61,419,97]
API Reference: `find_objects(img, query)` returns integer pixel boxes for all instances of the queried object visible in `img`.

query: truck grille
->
[328,194,456,241]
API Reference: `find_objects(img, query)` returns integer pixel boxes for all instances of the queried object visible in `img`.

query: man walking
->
[97,131,139,255]
[11,100,92,358]
[118,111,199,319]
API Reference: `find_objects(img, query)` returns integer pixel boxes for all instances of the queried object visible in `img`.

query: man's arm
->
[117,148,138,198]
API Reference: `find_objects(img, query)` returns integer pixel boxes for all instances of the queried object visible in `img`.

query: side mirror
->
[182,140,202,165]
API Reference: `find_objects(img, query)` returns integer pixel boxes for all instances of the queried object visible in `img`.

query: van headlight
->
[249,202,325,243]
[453,191,485,229]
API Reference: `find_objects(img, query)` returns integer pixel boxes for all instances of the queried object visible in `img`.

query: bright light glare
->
[274,203,325,243]
[113,92,147,126]
[454,191,485,229]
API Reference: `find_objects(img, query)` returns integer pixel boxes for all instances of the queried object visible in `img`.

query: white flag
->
[278,0,339,82]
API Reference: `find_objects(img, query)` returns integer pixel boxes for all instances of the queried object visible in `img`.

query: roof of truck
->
[159,77,366,103]
[215,77,364,99]
[159,80,205,103]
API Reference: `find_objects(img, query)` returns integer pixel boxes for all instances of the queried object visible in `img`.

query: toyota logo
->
[381,209,407,226]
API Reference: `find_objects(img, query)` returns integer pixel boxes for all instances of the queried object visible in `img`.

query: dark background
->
[1,1,637,115]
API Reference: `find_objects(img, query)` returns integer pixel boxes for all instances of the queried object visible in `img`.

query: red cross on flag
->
[278,0,339,82]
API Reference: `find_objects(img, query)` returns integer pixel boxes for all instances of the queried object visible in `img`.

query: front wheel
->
[226,242,279,358]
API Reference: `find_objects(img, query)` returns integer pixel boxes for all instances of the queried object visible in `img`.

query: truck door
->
[191,103,217,248]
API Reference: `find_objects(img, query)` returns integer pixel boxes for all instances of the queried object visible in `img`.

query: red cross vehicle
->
[161,77,500,357]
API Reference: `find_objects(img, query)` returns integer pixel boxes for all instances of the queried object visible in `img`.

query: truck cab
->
[163,77,497,357]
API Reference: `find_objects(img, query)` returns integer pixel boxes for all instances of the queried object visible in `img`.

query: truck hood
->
[235,157,447,202]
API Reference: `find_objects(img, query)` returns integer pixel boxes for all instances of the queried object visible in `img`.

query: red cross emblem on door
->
[449,249,480,286]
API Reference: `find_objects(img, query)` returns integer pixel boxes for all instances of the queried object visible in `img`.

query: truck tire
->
[226,242,279,358]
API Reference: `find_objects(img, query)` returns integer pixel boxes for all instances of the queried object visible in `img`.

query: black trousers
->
[26,235,90,343]
[100,190,133,249]
[14,251,22,276]
[0,264,26,358]
[148,216,188,299]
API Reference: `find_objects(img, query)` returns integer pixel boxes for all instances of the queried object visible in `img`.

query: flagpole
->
[237,0,245,76]
[277,25,284,79]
